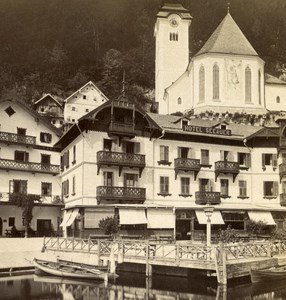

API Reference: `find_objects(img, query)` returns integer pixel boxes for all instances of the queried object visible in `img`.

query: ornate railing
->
[96,186,146,203]
[195,191,221,205]
[174,158,201,170]
[280,193,286,206]
[215,161,239,173]
[0,131,36,145]
[109,121,135,135]
[0,158,60,175]
[97,151,145,167]
[113,100,135,109]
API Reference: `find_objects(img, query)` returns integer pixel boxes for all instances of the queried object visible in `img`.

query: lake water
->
[1,271,286,300]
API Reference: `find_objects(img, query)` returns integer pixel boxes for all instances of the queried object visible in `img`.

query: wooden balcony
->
[174,158,201,180]
[0,158,60,175]
[195,191,221,205]
[215,161,240,182]
[109,121,135,139]
[280,193,286,207]
[0,131,36,145]
[96,186,146,204]
[279,164,286,182]
[97,151,145,177]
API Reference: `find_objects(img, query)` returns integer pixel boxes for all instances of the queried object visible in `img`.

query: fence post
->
[57,236,59,250]
[88,237,91,252]
[146,239,152,277]
[267,241,271,257]
[98,240,101,264]
[72,237,75,251]
[176,244,179,265]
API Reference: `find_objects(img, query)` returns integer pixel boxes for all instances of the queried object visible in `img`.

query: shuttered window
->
[239,180,247,197]
[220,179,229,196]
[160,146,169,161]
[160,176,169,194]
[264,181,278,197]
[181,177,190,195]
[201,149,209,165]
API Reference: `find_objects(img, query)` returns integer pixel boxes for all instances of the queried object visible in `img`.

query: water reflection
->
[0,272,286,300]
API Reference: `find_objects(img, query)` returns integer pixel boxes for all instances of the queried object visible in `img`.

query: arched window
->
[178,97,182,105]
[213,64,219,100]
[277,96,280,103]
[258,70,261,104]
[245,66,252,103]
[199,66,205,102]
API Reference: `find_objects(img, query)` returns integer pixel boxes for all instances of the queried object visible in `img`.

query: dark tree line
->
[0,0,285,106]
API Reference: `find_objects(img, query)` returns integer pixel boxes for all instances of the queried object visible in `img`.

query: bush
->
[98,216,119,236]
[271,229,286,240]
[217,225,238,243]
[246,219,267,236]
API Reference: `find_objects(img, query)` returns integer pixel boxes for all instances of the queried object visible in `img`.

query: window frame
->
[158,176,171,196]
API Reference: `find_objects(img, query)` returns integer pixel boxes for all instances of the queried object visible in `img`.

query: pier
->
[43,237,286,284]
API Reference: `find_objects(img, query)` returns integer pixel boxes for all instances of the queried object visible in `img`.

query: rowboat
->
[251,266,286,283]
[57,258,109,272]
[33,258,117,280]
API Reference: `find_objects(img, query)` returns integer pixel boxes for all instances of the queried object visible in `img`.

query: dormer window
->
[178,97,182,105]
[220,124,227,130]
[182,120,188,129]
[277,96,280,103]
[83,95,87,99]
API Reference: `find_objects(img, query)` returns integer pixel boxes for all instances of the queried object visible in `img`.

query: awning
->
[119,208,147,225]
[60,208,79,227]
[147,208,175,229]
[195,210,225,225]
[84,208,114,228]
[248,211,276,225]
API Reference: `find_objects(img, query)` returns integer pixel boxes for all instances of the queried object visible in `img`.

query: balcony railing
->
[96,186,146,204]
[0,131,36,145]
[0,158,60,175]
[215,161,240,182]
[113,100,135,110]
[0,192,63,204]
[279,164,286,182]
[280,193,286,207]
[195,191,221,205]
[109,121,135,137]
[97,151,145,177]
[174,158,201,180]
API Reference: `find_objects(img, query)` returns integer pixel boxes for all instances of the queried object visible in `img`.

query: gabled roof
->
[64,81,109,103]
[265,73,286,85]
[0,99,62,137]
[34,93,62,107]
[195,12,258,57]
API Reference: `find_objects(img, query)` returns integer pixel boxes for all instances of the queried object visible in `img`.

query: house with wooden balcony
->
[55,91,286,240]
[0,99,63,237]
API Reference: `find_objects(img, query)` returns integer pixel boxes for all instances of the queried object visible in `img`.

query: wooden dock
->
[43,237,286,285]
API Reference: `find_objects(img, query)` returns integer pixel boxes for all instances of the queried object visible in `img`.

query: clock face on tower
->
[169,18,179,27]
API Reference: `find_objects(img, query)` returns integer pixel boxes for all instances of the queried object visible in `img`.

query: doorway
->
[37,219,52,237]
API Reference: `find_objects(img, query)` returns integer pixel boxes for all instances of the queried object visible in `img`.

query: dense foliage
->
[0,0,285,106]
[98,216,119,236]
[217,225,238,243]
[246,219,268,236]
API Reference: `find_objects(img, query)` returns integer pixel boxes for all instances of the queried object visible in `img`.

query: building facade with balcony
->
[0,99,63,236]
[56,94,286,240]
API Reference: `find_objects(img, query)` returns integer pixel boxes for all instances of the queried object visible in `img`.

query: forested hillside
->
[0,0,285,106]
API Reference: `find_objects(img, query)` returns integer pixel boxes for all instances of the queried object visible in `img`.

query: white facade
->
[0,100,62,235]
[64,81,108,125]
[156,6,286,115]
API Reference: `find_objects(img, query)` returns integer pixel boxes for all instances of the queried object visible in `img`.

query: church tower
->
[155,1,192,114]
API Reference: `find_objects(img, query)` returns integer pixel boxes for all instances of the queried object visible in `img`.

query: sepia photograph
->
[0,0,286,299]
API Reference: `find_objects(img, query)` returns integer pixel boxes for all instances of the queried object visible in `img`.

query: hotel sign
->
[184,125,231,136]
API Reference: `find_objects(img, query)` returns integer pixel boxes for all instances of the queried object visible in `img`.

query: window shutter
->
[273,182,279,196]
[188,148,192,158]
[67,179,69,196]
[135,142,140,154]
[22,181,28,195]
[262,154,265,168]
[246,153,251,168]
[272,154,278,168]
[60,155,64,170]
[177,147,181,158]
[220,150,224,161]
[25,152,29,162]
[40,132,44,142]
[263,181,266,196]
[9,180,14,194]
[48,133,52,143]
[166,146,169,161]
[122,142,126,153]
[66,151,70,168]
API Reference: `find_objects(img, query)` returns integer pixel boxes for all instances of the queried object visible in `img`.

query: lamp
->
[204,205,214,247]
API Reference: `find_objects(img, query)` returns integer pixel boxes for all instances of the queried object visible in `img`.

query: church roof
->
[195,12,258,57]
[265,73,286,85]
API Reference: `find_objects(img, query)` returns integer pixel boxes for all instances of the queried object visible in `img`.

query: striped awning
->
[195,210,225,225]
[248,211,276,225]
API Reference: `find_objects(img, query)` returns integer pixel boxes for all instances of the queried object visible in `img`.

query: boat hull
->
[33,259,109,280]
[251,267,286,283]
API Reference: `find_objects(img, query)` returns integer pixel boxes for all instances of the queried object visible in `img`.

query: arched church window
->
[178,97,182,105]
[258,70,261,105]
[245,66,252,103]
[213,64,219,100]
[277,96,280,103]
[199,66,205,102]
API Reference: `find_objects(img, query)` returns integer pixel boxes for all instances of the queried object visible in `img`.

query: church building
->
[155,2,286,115]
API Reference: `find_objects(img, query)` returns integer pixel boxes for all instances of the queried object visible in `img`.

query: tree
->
[246,219,267,237]
[98,216,119,237]
[9,193,41,237]
[217,225,238,243]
